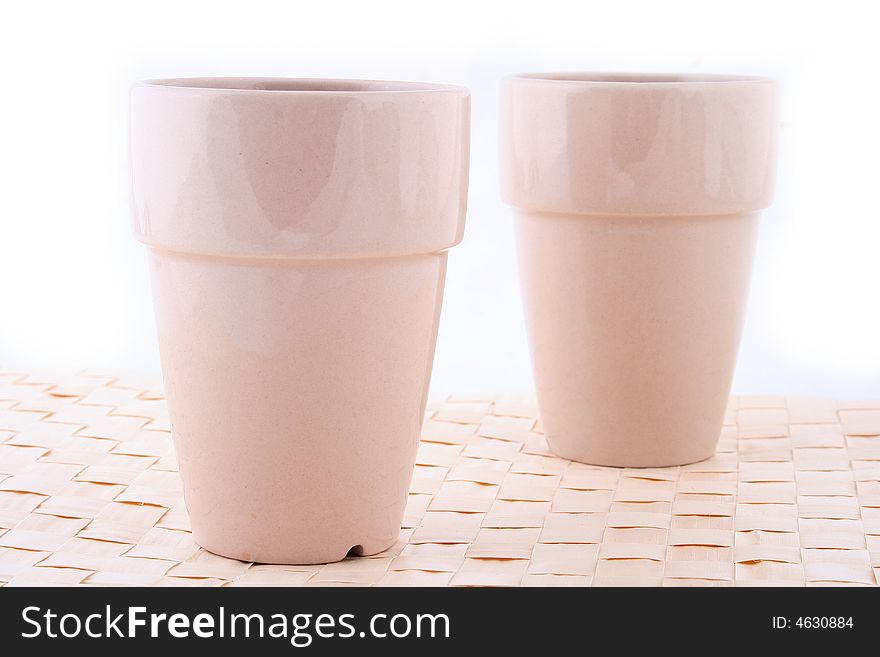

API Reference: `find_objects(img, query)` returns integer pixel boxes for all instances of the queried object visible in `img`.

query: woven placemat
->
[1,370,878,587]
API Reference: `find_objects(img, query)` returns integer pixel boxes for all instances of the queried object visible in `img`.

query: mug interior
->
[513,72,770,84]
[141,77,464,94]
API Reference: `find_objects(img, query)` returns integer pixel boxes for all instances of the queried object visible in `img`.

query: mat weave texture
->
[1,371,879,587]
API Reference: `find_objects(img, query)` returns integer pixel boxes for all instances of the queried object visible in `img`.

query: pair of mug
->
[131,73,777,564]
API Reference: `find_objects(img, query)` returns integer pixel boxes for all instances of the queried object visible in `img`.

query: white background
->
[1,0,878,399]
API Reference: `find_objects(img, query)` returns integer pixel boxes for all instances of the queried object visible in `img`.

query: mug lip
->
[506,72,774,86]
[136,77,469,96]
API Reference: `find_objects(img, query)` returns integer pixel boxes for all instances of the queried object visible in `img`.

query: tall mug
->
[131,78,469,563]
[501,73,776,467]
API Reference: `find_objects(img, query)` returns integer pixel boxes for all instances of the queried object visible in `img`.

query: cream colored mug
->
[131,78,469,563]
[501,73,777,467]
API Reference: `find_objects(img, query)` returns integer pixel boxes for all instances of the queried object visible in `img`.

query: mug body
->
[501,73,776,467]
[131,78,469,562]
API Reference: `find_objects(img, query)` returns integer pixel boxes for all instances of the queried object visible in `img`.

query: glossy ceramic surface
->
[501,73,777,467]
[133,78,469,258]
[131,78,470,563]
[501,73,776,217]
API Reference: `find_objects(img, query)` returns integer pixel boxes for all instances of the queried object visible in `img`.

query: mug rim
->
[506,72,774,86]
[137,77,469,96]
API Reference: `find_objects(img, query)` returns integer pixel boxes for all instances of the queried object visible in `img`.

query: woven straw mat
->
[1,370,879,587]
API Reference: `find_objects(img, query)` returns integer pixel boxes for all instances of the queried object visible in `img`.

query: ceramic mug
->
[501,73,777,467]
[131,78,469,563]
